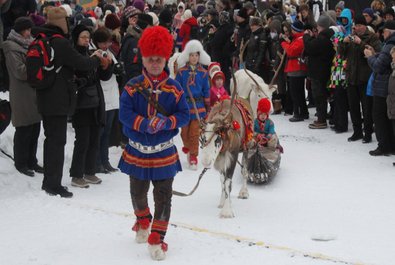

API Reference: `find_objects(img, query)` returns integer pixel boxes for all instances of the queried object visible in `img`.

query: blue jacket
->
[337,9,352,36]
[254,118,275,137]
[176,63,210,120]
[368,33,395,98]
[118,71,190,180]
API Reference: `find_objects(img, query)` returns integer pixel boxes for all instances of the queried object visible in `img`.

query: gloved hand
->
[256,134,268,145]
[146,114,167,134]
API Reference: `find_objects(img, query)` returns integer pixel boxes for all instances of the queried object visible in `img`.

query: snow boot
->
[132,218,150,243]
[84,174,102,184]
[147,232,168,261]
[71,177,90,188]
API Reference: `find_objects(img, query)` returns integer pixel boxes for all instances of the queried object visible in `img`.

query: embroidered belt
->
[129,139,174,154]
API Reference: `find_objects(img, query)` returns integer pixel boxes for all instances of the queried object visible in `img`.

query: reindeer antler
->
[224,68,238,123]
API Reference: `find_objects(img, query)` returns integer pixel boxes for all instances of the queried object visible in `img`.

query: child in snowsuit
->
[254,98,278,150]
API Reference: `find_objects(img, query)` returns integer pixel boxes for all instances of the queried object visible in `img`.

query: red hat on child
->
[138,26,173,60]
[208,62,225,81]
[257,98,271,114]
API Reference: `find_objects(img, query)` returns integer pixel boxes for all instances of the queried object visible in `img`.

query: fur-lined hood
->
[176,39,211,68]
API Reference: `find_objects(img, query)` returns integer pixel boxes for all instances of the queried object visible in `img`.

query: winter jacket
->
[206,22,234,69]
[337,8,352,36]
[244,27,269,75]
[179,17,198,50]
[118,70,190,180]
[303,28,335,82]
[34,25,101,116]
[120,26,142,84]
[387,63,395,120]
[339,28,381,86]
[367,33,395,98]
[281,32,307,76]
[100,49,120,111]
[176,64,210,120]
[0,0,11,47]
[210,85,228,106]
[234,20,251,58]
[3,30,41,127]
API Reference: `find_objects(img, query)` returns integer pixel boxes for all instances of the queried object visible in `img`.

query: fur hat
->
[208,62,225,80]
[138,26,174,60]
[46,7,69,34]
[105,13,121,30]
[60,4,73,17]
[291,19,304,32]
[257,98,271,114]
[177,39,211,68]
[123,6,141,19]
[148,12,159,26]
[13,17,34,33]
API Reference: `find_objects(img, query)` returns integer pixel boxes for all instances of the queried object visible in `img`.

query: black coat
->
[120,27,142,84]
[35,25,101,116]
[72,45,113,127]
[244,27,269,75]
[303,29,335,82]
[207,23,234,63]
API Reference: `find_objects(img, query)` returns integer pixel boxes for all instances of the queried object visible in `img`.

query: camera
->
[102,51,108,58]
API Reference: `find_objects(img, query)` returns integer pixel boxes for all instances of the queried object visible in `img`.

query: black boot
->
[348,127,363,142]
[103,162,118,173]
[42,185,73,198]
[369,147,391,156]
[16,166,35,177]
[362,134,372,144]
[30,164,44,174]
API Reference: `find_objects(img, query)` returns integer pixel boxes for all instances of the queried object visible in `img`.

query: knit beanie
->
[46,6,69,34]
[291,19,304,32]
[363,8,375,19]
[29,14,46,26]
[13,17,34,34]
[123,6,141,19]
[335,1,345,11]
[105,13,121,30]
[257,98,271,115]
[317,15,331,29]
[383,20,395,30]
[133,0,145,12]
[354,14,367,26]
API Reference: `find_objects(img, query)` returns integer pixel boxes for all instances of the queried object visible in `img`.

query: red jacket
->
[281,32,307,74]
[179,17,198,50]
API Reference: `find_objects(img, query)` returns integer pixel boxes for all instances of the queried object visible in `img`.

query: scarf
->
[7,29,33,49]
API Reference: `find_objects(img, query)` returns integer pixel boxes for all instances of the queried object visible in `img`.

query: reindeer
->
[230,69,277,118]
[200,95,253,218]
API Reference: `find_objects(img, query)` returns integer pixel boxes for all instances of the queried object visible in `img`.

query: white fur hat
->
[177,39,211,68]
[182,9,192,21]
[178,2,185,10]
[148,12,159,26]
[61,4,72,17]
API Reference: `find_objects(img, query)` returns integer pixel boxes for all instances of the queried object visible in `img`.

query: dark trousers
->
[373,96,395,152]
[97,109,116,166]
[42,115,68,189]
[289,76,308,118]
[13,122,40,170]
[311,79,328,122]
[70,124,100,178]
[284,77,293,114]
[347,84,373,135]
[333,86,349,131]
[130,176,174,239]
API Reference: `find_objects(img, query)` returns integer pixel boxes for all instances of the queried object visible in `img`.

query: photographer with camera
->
[92,27,122,174]
[69,24,113,189]
[339,14,381,143]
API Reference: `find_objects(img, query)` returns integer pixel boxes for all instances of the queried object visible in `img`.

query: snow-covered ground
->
[1,90,395,265]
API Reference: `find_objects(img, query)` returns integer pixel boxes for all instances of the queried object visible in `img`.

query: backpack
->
[26,33,64,90]
[189,25,199,40]
[0,99,11,135]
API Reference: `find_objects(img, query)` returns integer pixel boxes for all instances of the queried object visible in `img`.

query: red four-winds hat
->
[138,26,173,60]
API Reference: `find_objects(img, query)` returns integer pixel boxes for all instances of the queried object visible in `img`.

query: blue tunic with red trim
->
[175,63,210,120]
[118,71,190,180]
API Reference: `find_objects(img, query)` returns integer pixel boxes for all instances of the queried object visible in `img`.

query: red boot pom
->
[148,232,162,245]
[132,218,151,231]
[182,147,189,154]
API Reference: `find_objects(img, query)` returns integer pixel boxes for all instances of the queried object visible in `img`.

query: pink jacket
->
[210,86,228,106]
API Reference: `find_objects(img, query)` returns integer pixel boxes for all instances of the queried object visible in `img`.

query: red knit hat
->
[257,98,271,114]
[138,26,173,60]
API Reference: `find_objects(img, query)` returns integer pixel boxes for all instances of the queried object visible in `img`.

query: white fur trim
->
[61,4,72,17]
[176,40,211,68]
[148,244,166,260]
[178,2,185,10]
[135,228,149,243]
[148,12,159,26]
